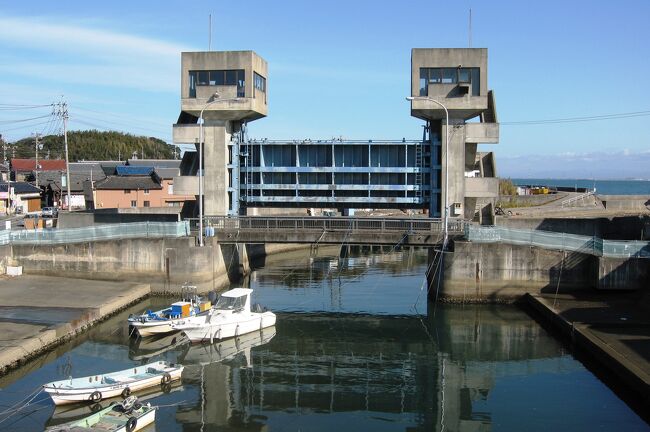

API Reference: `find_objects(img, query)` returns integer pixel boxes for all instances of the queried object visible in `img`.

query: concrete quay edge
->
[0,282,150,376]
[524,293,650,402]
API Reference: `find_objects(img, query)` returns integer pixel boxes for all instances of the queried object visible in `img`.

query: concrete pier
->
[0,275,149,375]
[525,293,650,403]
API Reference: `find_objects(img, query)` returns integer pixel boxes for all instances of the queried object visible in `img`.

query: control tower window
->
[197,71,209,85]
[209,71,225,85]
[254,72,266,102]
[188,69,246,98]
[419,67,480,96]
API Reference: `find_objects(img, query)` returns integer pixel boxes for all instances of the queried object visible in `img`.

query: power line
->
[0,114,53,125]
[70,111,170,137]
[502,109,650,125]
[0,120,54,133]
[73,106,171,128]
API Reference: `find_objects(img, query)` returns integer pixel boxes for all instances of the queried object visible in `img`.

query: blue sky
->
[1,1,649,178]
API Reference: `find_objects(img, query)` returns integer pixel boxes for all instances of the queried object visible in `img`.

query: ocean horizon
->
[511,178,650,195]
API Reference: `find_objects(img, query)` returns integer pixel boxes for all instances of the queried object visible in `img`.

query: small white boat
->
[43,361,184,405]
[46,396,155,432]
[48,381,182,426]
[172,288,276,343]
[128,286,210,337]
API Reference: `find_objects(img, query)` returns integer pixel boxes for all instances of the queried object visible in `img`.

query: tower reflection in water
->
[173,306,580,432]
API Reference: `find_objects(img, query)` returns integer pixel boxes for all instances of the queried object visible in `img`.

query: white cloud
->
[498,150,650,180]
[0,15,193,93]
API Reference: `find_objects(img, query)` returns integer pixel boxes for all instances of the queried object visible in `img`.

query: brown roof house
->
[87,165,193,210]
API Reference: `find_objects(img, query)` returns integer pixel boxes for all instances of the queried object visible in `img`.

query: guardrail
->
[465,225,650,259]
[0,221,190,246]
[560,189,595,207]
[198,216,466,234]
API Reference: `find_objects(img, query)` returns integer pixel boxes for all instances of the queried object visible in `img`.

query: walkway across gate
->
[198,216,466,246]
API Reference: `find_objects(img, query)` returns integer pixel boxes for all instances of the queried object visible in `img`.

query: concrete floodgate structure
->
[1,45,648,418]
[172,49,499,220]
[0,276,149,374]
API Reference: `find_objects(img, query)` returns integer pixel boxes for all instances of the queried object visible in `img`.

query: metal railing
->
[198,216,466,235]
[465,225,650,259]
[560,189,595,207]
[0,221,190,246]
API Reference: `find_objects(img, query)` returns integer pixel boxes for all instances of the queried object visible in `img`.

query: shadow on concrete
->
[500,215,650,240]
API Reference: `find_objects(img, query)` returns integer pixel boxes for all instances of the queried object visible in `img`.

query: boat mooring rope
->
[0,387,46,425]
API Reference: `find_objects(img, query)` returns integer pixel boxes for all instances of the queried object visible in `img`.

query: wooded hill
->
[8,130,177,161]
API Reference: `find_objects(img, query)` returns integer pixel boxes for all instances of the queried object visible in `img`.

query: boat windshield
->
[215,295,247,311]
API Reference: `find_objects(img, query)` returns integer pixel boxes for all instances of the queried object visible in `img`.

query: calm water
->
[0,247,648,431]
[513,178,650,195]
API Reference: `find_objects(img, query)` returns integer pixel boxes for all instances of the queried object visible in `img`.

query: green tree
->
[11,130,175,161]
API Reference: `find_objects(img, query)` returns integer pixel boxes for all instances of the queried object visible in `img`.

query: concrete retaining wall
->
[597,257,650,290]
[497,215,650,240]
[58,211,180,229]
[8,237,311,294]
[599,195,650,212]
[498,193,565,207]
[440,240,650,301]
[10,237,231,293]
[441,240,595,302]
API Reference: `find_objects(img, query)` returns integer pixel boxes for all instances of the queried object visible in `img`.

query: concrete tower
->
[173,51,268,216]
[409,48,499,223]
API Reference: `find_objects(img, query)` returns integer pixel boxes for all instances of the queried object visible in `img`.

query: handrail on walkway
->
[465,224,650,259]
[198,216,467,234]
[0,221,190,246]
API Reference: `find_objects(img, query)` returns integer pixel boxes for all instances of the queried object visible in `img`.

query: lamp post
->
[406,96,450,246]
[198,93,242,247]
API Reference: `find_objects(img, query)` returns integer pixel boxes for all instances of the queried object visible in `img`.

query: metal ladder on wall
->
[414,123,429,203]
[239,124,253,205]
[414,143,423,202]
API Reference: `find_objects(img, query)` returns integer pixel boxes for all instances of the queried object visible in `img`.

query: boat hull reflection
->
[180,326,276,367]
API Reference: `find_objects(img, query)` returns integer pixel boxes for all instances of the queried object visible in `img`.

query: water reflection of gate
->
[175,311,581,431]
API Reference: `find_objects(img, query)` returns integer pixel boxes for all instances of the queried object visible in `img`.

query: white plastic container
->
[6,266,22,276]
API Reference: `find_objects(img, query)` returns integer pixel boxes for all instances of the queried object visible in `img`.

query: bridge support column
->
[219,242,250,282]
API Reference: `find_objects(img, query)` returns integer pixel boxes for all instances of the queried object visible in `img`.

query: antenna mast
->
[208,14,212,51]
[469,9,472,48]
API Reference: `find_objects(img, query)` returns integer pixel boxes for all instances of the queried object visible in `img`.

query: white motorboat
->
[128,285,210,337]
[43,361,184,405]
[46,396,155,432]
[172,288,276,343]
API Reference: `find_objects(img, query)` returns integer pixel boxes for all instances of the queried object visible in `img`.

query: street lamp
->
[406,96,450,246]
[198,93,243,247]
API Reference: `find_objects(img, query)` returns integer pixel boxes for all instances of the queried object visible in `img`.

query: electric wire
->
[0,120,53,133]
[70,111,172,138]
[0,114,52,125]
[502,109,650,125]
[74,106,171,128]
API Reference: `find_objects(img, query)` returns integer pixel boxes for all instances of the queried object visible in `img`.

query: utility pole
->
[33,133,41,188]
[1,134,7,215]
[60,102,72,212]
